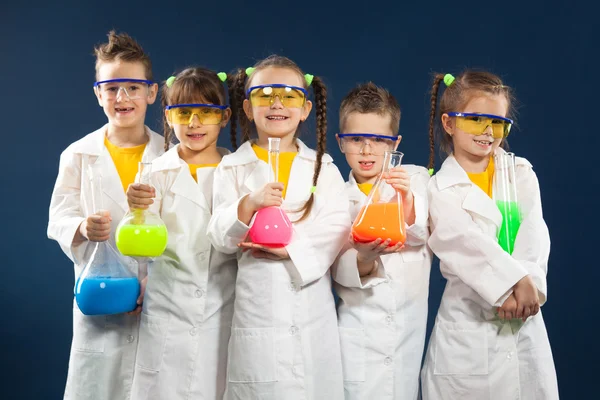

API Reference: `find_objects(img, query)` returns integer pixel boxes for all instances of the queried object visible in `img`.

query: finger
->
[498,308,506,320]
[376,239,392,251]
[90,215,111,224]
[532,304,540,316]
[515,305,524,319]
[129,188,155,199]
[522,307,531,322]
[268,182,285,191]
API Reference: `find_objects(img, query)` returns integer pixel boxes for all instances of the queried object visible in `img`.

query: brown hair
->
[428,70,515,171]
[339,82,401,134]
[228,55,328,222]
[161,67,229,151]
[94,30,153,81]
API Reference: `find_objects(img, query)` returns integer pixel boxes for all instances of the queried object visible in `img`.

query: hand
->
[238,182,284,225]
[238,242,290,260]
[384,167,413,202]
[79,210,112,242]
[127,183,155,210]
[497,293,518,320]
[513,275,540,321]
[350,234,404,264]
[127,276,147,316]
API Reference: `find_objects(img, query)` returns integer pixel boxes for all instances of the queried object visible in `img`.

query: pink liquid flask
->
[247,138,293,247]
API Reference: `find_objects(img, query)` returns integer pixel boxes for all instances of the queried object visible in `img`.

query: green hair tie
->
[304,74,314,86]
[443,74,455,87]
[428,168,434,176]
[245,67,256,76]
[310,185,317,193]
[217,72,227,82]
[166,76,176,88]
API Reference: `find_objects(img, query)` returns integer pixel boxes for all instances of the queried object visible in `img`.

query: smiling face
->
[338,111,400,184]
[442,92,508,165]
[242,67,312,142]
[94,60,157,130]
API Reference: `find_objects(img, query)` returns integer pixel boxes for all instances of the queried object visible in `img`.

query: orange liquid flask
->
[351,151,406,246]
[248,138,293,247]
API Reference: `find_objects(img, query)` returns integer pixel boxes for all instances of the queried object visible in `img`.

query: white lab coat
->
[47,124,165,400]
[420,149,559,400]
[130,145,237,400]
[207,139,350,400]
[332,166,432,400]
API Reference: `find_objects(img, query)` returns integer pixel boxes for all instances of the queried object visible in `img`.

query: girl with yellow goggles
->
[246,84,308,108]
[448,112,513,139]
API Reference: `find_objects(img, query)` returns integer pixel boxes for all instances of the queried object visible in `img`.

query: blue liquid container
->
[75,275,140,315]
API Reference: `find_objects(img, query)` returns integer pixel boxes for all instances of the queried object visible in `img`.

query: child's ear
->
[300,100,313,122]
[94,87,103,107]
[221,108,232,127]
[242,99,253,121]
[147,83,159,105]
[441,113,454,136]
[394,135,402,151]
[164,109,172,128]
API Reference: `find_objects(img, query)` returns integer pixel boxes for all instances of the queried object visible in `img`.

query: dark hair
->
[161,67,228,151]
[339,82,401,134]
[94,30,153,81]
[228,55,327,222]
[428,70,515,171]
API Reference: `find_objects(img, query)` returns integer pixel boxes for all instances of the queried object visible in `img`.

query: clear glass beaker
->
[74,164,140,315]
[248,138,293,247]
[115,162,168,257]
[493,152,522,254]
[351,150,406,246]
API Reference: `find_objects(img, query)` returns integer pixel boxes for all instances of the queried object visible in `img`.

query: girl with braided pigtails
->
[420,70,559,400]
[207,55,349,400]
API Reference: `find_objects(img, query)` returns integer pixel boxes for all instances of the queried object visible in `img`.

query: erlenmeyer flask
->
[75,164,140,315]
[115,162,168,257]
[493,152,522,254]
[351,151,406,246]
[248,138,293,247]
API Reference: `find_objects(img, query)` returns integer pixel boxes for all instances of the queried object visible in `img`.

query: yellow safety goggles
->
[449,112,513,139]
[165,103,228,125]
[246,84,308,108]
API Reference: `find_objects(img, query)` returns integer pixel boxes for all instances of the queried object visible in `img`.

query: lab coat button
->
[195,289,204,298]
[127,335,135,343]
[289,325,299,335]
[385,315,393,324]
[190,327,197,336]
[384,357,392,366]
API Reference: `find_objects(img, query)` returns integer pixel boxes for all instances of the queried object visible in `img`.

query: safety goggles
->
[448,112,513,139]
[165,103,228,125]
[246,84,308,108]
[337,133,398,156]
[94,78,153,100]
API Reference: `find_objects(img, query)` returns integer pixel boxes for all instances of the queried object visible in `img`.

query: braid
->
[295,76,327,222]
[233,70,251,143]
[428,74,444,171]
[227,72,240,150]
[161,84,172,152]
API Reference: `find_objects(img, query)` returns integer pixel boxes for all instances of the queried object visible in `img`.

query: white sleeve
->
[405,167,430,246]
[47,149,88,264]
[207,164,248,254]
[512,164,550,305]
[428,181,529,307]
[286,164,352,286]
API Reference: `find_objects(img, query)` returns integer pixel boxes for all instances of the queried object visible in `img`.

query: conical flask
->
[493,152,522,254]
[75,164,140,315]
[351,150,406,246]
[115,162,168,257]
[248,138,293,247]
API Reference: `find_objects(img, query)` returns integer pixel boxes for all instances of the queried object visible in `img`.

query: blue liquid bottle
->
[75,164,140,315]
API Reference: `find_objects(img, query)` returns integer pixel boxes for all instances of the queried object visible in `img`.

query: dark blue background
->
[2,1,596,398]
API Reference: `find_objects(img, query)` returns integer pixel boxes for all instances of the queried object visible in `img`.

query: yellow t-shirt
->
[189,163,219,182]
[357,183,373,196]
[252,143,297,198]
[467,156,495,197]
[104,137,146,192]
